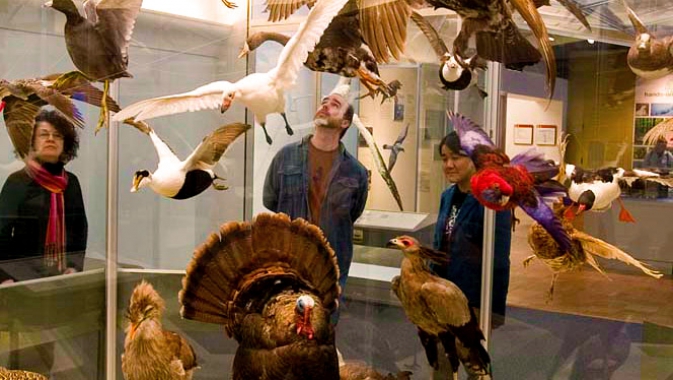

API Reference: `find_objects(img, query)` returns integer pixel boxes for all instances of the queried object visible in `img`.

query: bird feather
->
[572,229,663,279]
[112,81,233,122]
[184,122,250,169]
[94,0,144,66]
[271,0,349,90]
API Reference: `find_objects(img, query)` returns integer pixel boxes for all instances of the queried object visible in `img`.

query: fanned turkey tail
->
[179,212,341,337]
[572,230,664,279]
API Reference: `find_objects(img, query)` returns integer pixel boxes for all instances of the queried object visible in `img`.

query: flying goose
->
[124,119,250,200]
[113,0,349,145]
[44,0,143,133]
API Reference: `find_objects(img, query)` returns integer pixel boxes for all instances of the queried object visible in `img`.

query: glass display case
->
[1,0,672,379]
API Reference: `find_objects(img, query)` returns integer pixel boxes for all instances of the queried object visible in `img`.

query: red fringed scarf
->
[25,159,69,272]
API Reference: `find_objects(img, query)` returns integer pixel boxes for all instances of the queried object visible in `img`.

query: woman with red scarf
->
[0,109,88,284]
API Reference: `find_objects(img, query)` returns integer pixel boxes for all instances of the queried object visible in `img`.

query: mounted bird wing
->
[271,0,350,90]
[551,0,591,31]
[21,80,85,128]
[419,280,472,327]
[1,97,40,159]
[409,11,448,60]
[112,81,233,122]
[353,111,404,211]
[359,0,412,63]
[184,122,250,169]
[572,229,662,278]
[265,0,316,22]
[125,120,180,167]
[642,118,673,146]
[395,122,410,145]
[162,330,199,373]
[622,0,649,35]
[93,0,143,68]
[510,148,560,183]
[520,195,572,252]
[447,111,495,155]
[509,0,556,104]
[45,71,122,113]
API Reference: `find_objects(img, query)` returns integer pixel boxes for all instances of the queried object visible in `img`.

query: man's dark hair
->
[32,109,80,162]
[339,103,355,139]
[438,130,465,156]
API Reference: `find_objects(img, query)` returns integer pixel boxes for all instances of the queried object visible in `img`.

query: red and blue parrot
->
[449,111,572,252]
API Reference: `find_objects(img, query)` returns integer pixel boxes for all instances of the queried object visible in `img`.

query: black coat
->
[0,168,87,282]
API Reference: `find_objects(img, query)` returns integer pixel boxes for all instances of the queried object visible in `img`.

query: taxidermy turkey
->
[387,236,491,379]
[525,203,663,302]
[179,212,341,380]
[122,280,198,380]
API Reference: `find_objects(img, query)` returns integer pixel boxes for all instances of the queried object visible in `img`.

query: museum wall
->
[566,43,635,169]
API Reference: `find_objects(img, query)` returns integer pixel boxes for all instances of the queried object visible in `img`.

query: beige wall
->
[505,94,564,163]
[566,46,635,169]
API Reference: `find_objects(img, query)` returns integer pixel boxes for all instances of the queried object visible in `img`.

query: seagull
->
[383,123,410,173]
[113,0,349,145]
[124,119,250,200]
[622,0,673,80]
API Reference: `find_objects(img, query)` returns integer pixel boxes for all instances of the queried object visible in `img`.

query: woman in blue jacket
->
[432,131,512,328]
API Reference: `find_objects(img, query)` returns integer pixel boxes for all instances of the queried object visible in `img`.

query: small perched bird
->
[383,123,410,173]
[408,11,487,98]
[332,78,404,211]
[525,203,663,302]
[43,0,143,133]
[239,5,402,102]
[1,72,120,158]
[122,281,198,380]
[387,236,491,379]
[622,0,673,80]
[450,111,571,252]
[0,367,48,380]
[179,213,342,379]
[113,0,349,145]
[124,119,250,200]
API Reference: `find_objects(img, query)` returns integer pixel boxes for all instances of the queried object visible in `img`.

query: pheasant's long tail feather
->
[179,213,341,332]
[573,230,663,279]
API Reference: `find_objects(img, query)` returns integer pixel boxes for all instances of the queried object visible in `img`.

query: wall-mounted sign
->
[514,124,534,145]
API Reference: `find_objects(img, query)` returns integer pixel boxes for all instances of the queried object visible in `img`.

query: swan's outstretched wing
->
[112,81,234,122]
[271,0,349,90]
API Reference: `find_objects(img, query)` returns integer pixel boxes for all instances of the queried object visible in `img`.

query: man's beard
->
[314,115,339,129]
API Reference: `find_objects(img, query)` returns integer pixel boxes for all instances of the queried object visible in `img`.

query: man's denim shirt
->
[263,135,369,291]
